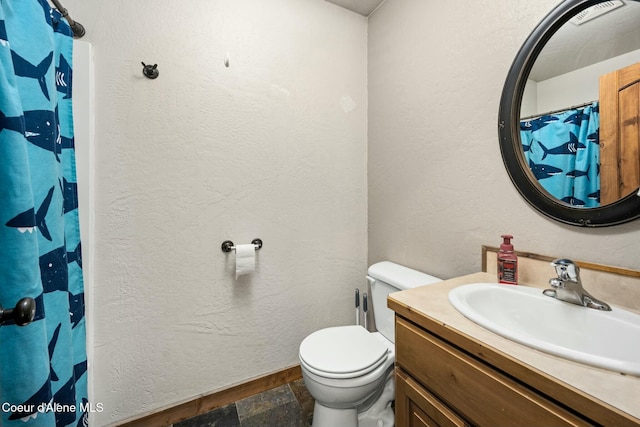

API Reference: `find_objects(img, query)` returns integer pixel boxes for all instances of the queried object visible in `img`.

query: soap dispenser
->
[498,235,518,285]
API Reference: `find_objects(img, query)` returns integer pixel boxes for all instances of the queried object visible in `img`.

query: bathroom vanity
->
[388,272,640,427]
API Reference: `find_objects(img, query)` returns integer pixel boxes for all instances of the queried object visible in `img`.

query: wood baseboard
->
[117,365,302,427]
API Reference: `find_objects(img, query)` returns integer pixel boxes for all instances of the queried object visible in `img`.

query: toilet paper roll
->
[235,244,256,279]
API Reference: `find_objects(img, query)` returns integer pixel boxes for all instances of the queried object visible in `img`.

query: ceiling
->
[530,1,640,82]
[324,0,385,16]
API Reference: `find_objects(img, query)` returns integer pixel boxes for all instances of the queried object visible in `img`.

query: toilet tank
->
[368,261,442,343]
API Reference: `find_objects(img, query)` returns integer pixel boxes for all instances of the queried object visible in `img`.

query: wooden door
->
[599,62,640,205]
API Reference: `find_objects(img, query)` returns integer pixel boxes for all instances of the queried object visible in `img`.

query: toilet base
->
[309,371,395,427]
[312,402,357,427]
[357,372,395,427]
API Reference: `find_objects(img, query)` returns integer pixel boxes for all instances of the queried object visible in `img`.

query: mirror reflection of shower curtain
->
[520,102,600,207]
[0,1,87,426]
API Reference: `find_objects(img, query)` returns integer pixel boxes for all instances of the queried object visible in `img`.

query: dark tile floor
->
[173,379,315,427]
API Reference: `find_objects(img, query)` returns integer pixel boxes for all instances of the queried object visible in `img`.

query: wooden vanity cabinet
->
[394,316,592,427]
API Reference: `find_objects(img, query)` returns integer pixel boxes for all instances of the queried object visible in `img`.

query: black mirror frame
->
[498,0,640,227]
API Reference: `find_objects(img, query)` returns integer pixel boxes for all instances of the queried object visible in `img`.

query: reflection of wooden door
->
[599,62,640,205]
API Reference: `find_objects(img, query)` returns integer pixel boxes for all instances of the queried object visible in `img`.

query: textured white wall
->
[63,0,640,424]
[368,0,640,278]
[64,0,367,425]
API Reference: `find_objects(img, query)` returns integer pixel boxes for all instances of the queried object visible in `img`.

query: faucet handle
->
[548,278,563,289]
[550,259,580,281]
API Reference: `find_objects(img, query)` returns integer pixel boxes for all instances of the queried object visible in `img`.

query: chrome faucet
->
[543,259,611,311]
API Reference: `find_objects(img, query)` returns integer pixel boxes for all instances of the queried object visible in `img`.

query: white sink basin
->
[448,283,640,376]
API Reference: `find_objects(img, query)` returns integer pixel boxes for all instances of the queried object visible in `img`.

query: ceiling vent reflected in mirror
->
[569,0,624,25]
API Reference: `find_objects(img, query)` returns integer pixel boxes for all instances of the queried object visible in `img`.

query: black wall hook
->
[141,62,159,79]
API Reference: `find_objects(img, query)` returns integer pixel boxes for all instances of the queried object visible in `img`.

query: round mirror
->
[499,0,640,226]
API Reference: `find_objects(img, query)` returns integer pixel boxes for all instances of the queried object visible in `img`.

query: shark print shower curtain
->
[0,1,87,426]
[520,102,600,207]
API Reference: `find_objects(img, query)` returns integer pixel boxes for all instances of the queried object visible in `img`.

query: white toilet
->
[299,261,441,427]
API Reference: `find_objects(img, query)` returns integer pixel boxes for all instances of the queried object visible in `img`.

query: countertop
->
[388,272,640,425]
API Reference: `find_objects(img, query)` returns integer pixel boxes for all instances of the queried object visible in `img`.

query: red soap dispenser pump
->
[498,235,518,285]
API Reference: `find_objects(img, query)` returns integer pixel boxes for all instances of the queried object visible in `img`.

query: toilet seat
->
[299,326,389,379]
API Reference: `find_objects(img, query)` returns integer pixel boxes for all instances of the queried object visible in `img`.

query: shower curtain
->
[520,102,600,207]
[0,1,87,426]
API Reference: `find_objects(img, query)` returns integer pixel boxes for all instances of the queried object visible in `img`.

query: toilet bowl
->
[299,262,442,427]
[299,327,395,427]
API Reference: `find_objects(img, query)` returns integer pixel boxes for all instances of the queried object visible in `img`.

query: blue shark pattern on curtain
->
[520,102,600,207]
[0,1,87,426]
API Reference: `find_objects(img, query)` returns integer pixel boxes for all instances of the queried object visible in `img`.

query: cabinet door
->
[395,317,592,427]
[396,368,468,427]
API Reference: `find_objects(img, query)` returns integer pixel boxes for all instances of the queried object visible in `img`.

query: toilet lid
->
[299,326,388,378]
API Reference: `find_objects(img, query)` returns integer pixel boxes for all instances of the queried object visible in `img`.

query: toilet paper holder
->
[221,238,263,253]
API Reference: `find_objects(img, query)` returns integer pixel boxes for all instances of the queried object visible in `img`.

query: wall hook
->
[141,62,159,79]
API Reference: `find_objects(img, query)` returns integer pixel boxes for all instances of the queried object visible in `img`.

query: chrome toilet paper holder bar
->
[221,238,263,253]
